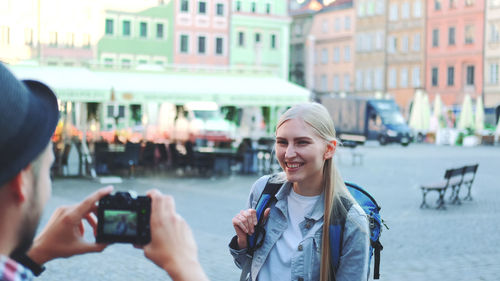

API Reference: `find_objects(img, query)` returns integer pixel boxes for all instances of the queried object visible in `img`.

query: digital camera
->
[96,191,151,244]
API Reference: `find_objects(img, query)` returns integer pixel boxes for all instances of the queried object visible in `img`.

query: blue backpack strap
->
[247,175,282,254]
[329,196,352,277]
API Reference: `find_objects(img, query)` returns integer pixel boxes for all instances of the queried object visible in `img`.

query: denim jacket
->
[229,175,370,281]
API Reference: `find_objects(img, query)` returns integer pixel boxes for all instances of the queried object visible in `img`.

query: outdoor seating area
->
[419,163,479,209]
[51,137,280,179]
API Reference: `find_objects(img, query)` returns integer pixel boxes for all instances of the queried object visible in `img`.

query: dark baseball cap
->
[0,63,60,186]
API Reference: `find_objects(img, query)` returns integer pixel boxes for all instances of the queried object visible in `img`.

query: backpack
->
[247,177,386,280]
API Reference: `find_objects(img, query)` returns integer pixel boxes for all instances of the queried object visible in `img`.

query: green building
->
[230,0,291,79]
[97,5,174,68]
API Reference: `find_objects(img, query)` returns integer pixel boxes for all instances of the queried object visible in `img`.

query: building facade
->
[484,0,500,116]
[310,0,355,95]
[230,0,291,79]
[386,0,426,115]
[354,0,387,97]
[97,5,174,68]
[173,0,231,66]
[289,0,324,88]
[426,0,485,107]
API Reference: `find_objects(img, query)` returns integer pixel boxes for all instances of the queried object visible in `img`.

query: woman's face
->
[275,118,334,193]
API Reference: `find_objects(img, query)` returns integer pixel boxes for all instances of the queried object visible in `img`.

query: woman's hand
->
[232,208,270,250]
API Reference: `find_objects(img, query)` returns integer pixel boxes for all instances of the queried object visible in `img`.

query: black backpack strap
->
[247,175,282,254]
[240,175,283,281]
[372,240,383,279]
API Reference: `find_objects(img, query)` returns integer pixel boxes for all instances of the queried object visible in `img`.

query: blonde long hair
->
[276,102,354,281]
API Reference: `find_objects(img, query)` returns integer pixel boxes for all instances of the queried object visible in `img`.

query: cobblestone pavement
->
[35,143,500,281]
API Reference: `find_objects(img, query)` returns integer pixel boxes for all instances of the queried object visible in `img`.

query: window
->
[344,74,351,91]
[365,69,373,90]
[465,0,474,6]
[122,20,131,36]
[331,75,339,92]
[138,59,147,65]
[255,33,261,43]
[413,1,422,17]
[357,2,365,17]
[465,25,474,44]
[180,34,189,53]
[345,16,351,30]
[413,33,421,51]
[333,47,340,62]
[400,68,408,87]
[344,46,351,61]
[401,2,410,19]
[412,66,421,87]
[449,0,456,8]
[156,23,164,38]
[238,31,244,46]
[466,65,474,85]
[121,59,131,69]
[270,34,276,49]
[105,19,114,35]
[216,3,224,16]
[376,31,384,50]
[448,27,455,45]
[320,75,327,91]
[432,29,439,47]
[435,0,441,10]
[402,35,409,52]
[140,22,147,38]
[266,3,271,14]
[198,1,206,14]
[388,36,397,53]
[236,1,241,11]
[356,70,363,90]
[181,0,189,12]
[389,4,398,21]
[432,67,439,86]
[215,37,223,54]
[104,58,114,68]
[447,66,454,86]
[251,2,256,12]
[322,20,328,33]
[490,63,499,84]
[491,23,500,43]
[198,36,206,54]
[321,48,328,64]
[335,18,341,31]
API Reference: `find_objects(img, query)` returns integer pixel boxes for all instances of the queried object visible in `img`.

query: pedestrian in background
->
[230,102,370,281]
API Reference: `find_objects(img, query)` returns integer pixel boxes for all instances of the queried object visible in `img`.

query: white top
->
[257,189,320,281]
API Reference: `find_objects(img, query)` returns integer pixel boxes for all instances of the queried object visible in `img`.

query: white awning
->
[8,65,311,106]
[9,65,112,102]
[95,70,311,106]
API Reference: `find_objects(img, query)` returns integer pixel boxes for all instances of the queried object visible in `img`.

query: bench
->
[420,164,479,209]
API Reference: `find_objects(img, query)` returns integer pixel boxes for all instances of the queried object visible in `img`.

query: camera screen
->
[102,210,138,236]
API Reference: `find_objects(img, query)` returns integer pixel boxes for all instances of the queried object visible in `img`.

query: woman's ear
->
[324,140,337,160]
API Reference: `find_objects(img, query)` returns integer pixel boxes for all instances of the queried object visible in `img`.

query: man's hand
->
[27,186,114,265]
[143,189,209,281]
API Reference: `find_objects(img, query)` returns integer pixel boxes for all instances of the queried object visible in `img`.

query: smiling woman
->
[229,102,371,281]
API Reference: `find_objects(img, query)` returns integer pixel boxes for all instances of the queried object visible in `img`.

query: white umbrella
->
[458,94,474,130]
[433,94,443,118]
[474,98,484,133]
[409,89,424,131]
[421,93,431,131]
[495,115,500,138]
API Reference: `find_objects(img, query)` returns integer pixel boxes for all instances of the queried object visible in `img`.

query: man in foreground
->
[0,63,208,281]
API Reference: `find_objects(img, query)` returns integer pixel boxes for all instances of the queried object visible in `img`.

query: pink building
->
[173,0,230,66]
[426,0,485,107]
[310,0,355,94]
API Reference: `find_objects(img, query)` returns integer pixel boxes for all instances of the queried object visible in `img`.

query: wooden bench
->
[420,164,479,209]
[420,167,465,209]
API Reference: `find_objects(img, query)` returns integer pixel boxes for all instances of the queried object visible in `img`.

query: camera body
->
[96,191,151,244]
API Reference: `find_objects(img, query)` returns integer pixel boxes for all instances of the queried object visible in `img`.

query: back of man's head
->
[0,63,59,187]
